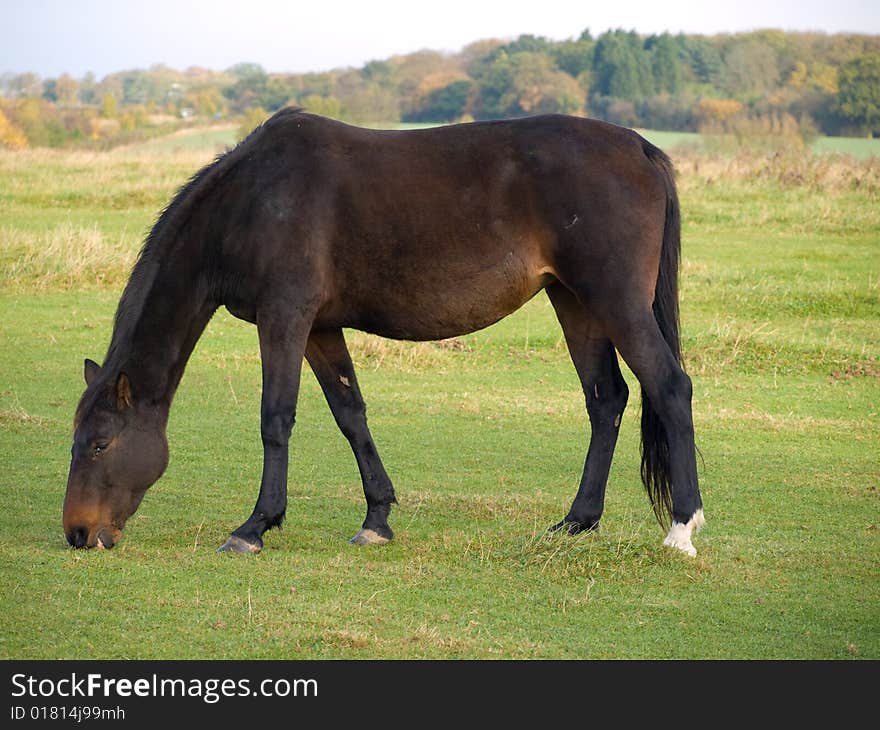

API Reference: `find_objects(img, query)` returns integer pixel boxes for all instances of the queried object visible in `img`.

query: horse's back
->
[227,111,668,339]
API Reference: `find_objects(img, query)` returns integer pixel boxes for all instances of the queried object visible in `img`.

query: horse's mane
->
[102,107,305,372]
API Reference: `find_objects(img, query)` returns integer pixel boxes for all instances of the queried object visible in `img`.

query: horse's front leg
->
[218,308,312,554]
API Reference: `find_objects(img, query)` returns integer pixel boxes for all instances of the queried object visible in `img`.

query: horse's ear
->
[115,372,133,410]
[84,358,101,386]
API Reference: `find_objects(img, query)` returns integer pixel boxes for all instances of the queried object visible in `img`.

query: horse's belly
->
[346,253,552,341]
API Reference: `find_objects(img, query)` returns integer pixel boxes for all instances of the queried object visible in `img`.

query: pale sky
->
[3,0,878,79]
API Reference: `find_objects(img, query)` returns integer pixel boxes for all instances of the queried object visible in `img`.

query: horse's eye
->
[93,442,108,456]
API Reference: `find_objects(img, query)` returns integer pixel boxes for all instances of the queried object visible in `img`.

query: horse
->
[63,108,705,558]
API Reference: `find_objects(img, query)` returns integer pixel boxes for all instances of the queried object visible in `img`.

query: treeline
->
[1,28,879,149]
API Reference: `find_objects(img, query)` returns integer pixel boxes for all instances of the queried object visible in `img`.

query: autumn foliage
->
[1,29,878,148]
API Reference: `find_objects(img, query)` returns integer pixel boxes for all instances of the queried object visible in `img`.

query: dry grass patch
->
[0,223,139,291]
[347,332,471,372]
[0,403,53,428]
[676,148,880,193]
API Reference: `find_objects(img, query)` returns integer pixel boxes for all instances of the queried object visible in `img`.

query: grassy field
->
[115,123,238,155]
[811,134,880,159]
[0,130,877,659]
[638,129,880,159]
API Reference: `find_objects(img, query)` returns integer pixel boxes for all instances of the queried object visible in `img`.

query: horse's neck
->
[111,250,217,407]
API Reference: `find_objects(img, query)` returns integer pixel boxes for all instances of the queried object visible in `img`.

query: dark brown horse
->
[63,109,705,557]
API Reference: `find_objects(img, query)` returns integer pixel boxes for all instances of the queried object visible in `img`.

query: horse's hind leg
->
[305,328,397,545]
[606,310,704,555]
[546,282,629,533]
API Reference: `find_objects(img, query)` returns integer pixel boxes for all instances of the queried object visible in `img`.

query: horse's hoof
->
[548,519,599,535]
[217,535,262,554]
[348,528,391,546]
[662,509,705,557]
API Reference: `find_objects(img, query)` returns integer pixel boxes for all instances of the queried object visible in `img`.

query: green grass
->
[639,129,880,159]
[0,137,877,660]
[116,124,238,154]
[638,128,703,151]
[812,135,880,160]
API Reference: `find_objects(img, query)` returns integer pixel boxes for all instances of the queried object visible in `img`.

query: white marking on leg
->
[662,508,705,557]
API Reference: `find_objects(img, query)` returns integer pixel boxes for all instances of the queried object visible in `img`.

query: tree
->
[647,34,684,94]
[0,108,28,148]
[301,94,342,119]
[237,106,268,141]
[55,74,79,106]
[78,72,97,105]
[551,37,594,78]
[101,93,117,119]
[390,50,450,104]
[185,87,227,117]
[592,30,654,101]
[121,72,146,104]
[9,98,66,146]
[42,78,58,102]
[294,72,338,100]
[228,63,267,82]
[682,36,723,86]
[8,73,42,98]
[719,40,780,98]
[334,69,399,122]
[498,34,552,56]
[835,54,880,135]
[224,63,269,112]
[473,52,584,119]
[362,60,394,85]
[637,93,697,131]
[460,38,506,74]
[262,76,298,111]
[404,79,473,122]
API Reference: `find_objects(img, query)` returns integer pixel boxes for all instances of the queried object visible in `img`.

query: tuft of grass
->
[0,403,53,428]
[347,333,471,373]
[675,148,880,194]
[1,223,139,291]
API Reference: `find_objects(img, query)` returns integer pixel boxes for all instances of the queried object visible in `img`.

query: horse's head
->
[63,359,168,549]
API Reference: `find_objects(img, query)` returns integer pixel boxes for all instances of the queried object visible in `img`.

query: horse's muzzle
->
[65,525,118,549]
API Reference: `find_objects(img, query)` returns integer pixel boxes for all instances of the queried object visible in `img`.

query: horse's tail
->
[639,141,682,527]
